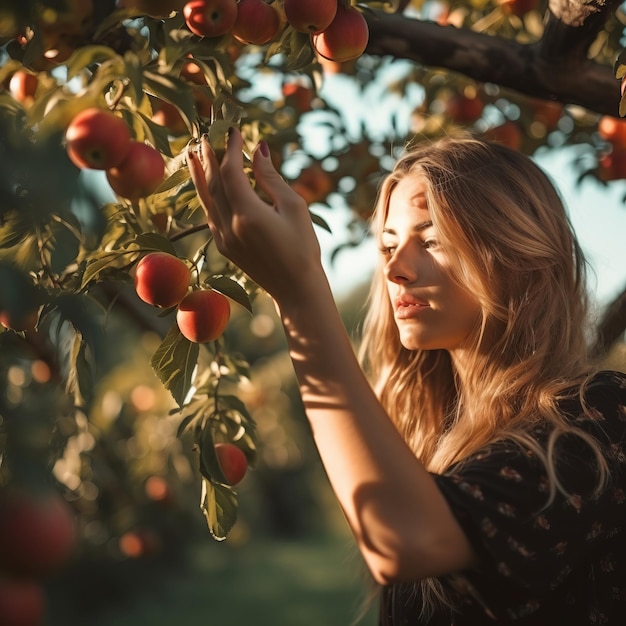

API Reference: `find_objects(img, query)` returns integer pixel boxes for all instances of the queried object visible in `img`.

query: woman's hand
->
[187,128,324,305]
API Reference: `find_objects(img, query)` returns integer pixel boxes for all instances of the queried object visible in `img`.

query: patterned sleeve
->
[432,371,626,619]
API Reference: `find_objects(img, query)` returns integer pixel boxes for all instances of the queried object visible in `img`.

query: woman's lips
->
[394,296,430,319]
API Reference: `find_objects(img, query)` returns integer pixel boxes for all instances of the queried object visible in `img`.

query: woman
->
[187,129,626,624]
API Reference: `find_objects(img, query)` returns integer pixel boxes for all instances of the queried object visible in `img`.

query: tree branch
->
[364,7,621,116]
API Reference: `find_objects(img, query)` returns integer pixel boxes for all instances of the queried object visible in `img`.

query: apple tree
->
[1,0,625,578]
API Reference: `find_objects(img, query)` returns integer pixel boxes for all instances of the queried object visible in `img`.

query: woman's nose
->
[384,245,419,284]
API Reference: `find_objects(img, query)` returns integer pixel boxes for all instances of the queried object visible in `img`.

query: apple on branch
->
[232,0,282,46]
[312,4,369,63]
[183,0,238,38]
[134,252,191,308]
[215,443,248,485]
[8,70,39,106]
[284,0,337,34]
[65,108,132,170]
[106,142,165,200]
[176,289,231,343]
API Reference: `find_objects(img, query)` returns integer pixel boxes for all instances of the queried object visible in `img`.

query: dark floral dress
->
[379,370,626,625]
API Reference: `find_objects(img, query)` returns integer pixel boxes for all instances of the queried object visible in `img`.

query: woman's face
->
[381,175,482,354]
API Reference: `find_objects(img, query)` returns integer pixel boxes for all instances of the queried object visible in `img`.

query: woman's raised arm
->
[187,129,477,584]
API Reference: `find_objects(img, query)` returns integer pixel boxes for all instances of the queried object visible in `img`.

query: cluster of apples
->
[0,489,77,626]
[65,108,165,200]
[134,252,231,344]
[183,0,369,62]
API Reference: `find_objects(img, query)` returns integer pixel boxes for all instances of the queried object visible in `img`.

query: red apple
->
[483,121,523,151]
[119,528,162,558]
[180,61,214,116]
[444,93,484,124]
[65,108,132,170]
[312,4,369,63]
[134,252,190,308]
[0,578,45,626]
[0,307,39,332]
[0,490,76,579]
[106,142,165,199]
[215,442,247,485]
[232,0,281,45]
[284,0,337,33]
[9,70,38,106]
[598,148,626,181]
[176,289,230,343]
[531,99,563,132]
[151,99,188,135]
[291,163,333,204]
[183,0,238,37]
[598,115,626,148]
[498,0,538,17]
[282,82,314,113]
[144,475,173,504]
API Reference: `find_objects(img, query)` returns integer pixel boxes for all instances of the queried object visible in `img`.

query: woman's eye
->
[379,245,395,256]
[423,239,439,249]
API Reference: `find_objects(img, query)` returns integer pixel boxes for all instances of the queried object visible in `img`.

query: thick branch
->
[542,0,623,59]
[364,10,621,116]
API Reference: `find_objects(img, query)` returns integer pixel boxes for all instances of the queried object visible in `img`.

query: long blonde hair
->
[362,134,611,497]
[358,134,608,617]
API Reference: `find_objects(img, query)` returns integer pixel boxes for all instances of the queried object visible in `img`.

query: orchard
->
[1,0,626,622]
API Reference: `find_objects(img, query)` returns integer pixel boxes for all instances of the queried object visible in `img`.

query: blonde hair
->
[358,135,609,614]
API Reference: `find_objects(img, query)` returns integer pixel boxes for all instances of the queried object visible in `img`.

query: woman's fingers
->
[218,128,269,214]
[251,141,306,213]
[186,139,224,236]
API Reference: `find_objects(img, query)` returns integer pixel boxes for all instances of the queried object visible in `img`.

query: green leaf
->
[218,394,255,427]
[143,70,197,132]
[207,119,232,152]
[200,477,238,541]
[153,167,190,195]
[175,396,213,438]
[0,211,32,248]
[131,232,179,256]
[0,261,41,315]
[614,49,626,78]
[93,8,140,40]
[133,109,175,157]
[151,325,199,407]
[310,210,332,233]
[124,51,145,106]
[68,333,94,405]
[199,423,229,485]
[81,250,136,288]
[206,276,252,314]
[65,46,121,81]
[53,293,106,360]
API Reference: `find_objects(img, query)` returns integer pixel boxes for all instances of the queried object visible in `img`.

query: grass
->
[49,533,378,626]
